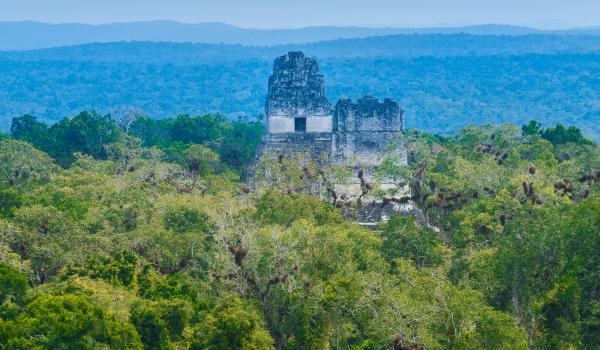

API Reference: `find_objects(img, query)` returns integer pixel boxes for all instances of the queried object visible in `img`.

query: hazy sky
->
[0,0,599,29]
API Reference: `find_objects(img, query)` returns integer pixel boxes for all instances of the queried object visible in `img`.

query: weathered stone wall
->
[331,96,405,166]
[268,116,296,134]
[265,132,332,159]
[306,116,333,133]
[263,51,407,169]
[258,51,414,224]
[333,96,404,133]
[268,115,332,134]
[266,51,332,134]
[266,51,331,117]
[332,131,403,166]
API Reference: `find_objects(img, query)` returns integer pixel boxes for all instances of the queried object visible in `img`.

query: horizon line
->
[2,19,599,32]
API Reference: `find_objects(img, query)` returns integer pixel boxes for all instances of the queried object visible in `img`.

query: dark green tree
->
[0,263,28,305]
[130,299,192,350]
[49,111,121,166]
[10,115,51,151]
[0,294,142,349]
[0,189,22,218]
[380,215,446,268]
[190,296,273,350]
[522,120,543,136]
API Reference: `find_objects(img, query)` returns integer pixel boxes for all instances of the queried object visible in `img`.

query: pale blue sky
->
[0,0,598,29]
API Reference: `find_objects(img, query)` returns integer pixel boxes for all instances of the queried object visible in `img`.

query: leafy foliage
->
[0,189,22,218]
[10,113,264,178]
[0,263,28,304]
[522,120,592,145]
[380,216,447,268]
[0,140,57,188]
[191,296,273,350]
[255,190,344,226]
[130,299,193,349]
[0,294,143,349]
[11,112,121,167]
[0,117,597,349]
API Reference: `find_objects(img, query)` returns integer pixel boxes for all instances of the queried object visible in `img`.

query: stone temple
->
[265,51,405,167]
[259,51,416,224]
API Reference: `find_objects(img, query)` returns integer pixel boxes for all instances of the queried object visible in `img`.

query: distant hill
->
[0,35,598,140]
[1,21,600,51]
[2,34,600,64]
